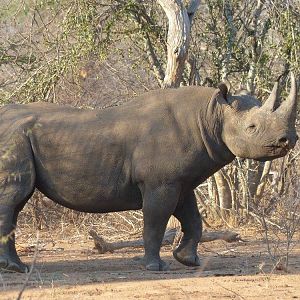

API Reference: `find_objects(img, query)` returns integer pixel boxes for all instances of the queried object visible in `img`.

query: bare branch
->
[144,32,165,85]
[90,228,243,254]
[16,231,39,300]
[187,0,201,22]
[221,0,237,80]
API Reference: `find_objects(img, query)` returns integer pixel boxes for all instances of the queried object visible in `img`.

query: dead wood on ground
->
[89,228,244,254]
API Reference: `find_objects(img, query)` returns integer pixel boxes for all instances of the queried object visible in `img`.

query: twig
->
[16,231,39,300]
[248,211,284,230]
[213,280,247,300]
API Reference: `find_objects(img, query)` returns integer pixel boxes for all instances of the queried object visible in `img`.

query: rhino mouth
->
[264,144,290,157]
[256,145,290,162]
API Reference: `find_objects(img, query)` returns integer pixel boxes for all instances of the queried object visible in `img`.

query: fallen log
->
[89,228,244,254]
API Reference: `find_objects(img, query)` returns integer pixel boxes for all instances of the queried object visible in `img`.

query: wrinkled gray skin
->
[0,74,298,272]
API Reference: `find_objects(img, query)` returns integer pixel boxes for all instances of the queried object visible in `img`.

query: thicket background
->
[0,1,299,249]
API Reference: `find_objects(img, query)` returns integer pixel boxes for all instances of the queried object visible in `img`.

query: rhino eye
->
[246,124,257,133]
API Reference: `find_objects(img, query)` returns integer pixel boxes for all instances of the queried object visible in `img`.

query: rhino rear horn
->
[262,75,282,112]
[276,72,298,123]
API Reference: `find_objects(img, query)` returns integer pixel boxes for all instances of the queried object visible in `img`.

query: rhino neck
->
[197,95,235,166]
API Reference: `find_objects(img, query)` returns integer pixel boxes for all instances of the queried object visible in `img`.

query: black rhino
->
[0,73,298,272]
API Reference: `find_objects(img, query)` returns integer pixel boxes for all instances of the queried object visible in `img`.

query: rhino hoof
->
[0,256,29,273]
[146,259,169,271]
[173,249,201,267]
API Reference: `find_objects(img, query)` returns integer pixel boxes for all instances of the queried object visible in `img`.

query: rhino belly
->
[34,160,142,213]
[36,175,142,213]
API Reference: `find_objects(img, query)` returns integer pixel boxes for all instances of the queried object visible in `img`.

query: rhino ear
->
[218,82,229,101]
[209,83,228,112]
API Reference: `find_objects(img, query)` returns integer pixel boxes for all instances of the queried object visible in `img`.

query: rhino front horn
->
[276,72,298,123]
[262,75,281,112]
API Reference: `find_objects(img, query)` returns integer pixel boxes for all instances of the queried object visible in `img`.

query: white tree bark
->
[214,170,232,210]
[157,0,200,88]
[255,161,272,199]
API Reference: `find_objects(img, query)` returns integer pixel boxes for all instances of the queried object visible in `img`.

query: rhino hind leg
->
[0,205,29,273]
[0,135,35,273]
[142,183,180,271]
[173,191,202,267]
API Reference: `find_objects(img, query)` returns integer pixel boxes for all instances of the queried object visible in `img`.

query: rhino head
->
[220,73,298,161]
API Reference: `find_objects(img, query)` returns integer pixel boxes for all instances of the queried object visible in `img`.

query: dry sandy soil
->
[0,229,300,300]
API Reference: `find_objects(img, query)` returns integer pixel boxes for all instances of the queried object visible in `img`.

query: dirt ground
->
[1,229,300,300]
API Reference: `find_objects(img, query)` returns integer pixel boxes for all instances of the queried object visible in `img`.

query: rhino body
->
[0,78,298,272]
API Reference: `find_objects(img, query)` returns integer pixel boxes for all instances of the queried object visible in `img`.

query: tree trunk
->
[247,159,264,199]
[157,0,200,88]
[221,0,236,80]
[214,170,232,210]
[246,0,263,93]
[255,160,272,200]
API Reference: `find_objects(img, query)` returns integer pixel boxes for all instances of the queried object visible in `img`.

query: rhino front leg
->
[173,191,202,267]
[142,183,180,271]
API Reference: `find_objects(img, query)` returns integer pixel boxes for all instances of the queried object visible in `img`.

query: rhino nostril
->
[278,137,288,146]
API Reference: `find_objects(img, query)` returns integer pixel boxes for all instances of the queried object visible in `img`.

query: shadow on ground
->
[1,237,299,293]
